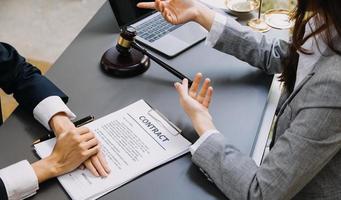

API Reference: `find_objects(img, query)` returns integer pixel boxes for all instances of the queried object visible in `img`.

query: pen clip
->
[147,109,181,136]
[73,115,95,127]
[32,133,54,146]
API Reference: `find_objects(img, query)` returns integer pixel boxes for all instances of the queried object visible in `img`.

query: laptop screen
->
[109,0,154,27]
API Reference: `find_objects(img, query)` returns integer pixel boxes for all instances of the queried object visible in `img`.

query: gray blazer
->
[192,17,341,200]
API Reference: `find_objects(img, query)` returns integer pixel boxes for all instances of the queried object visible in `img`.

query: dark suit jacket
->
[0,42,69,199]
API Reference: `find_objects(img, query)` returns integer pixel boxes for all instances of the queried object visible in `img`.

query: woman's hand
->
[137,0,215,30]
[32,127,101,183]
[174,73,216,136]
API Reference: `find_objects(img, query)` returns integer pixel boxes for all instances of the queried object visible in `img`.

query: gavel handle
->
[131,42,193,87]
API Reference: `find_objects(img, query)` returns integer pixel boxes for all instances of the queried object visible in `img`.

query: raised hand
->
[174,73,216,136]
[137,0,214,30]
[138,0,197,25]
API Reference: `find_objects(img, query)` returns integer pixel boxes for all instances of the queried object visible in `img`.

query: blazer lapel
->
[269,43,339,149]
[276,39,340,118]
[276,71,315,117]
[270,71,315,148]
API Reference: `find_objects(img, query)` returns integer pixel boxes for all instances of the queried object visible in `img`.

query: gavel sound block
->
[101,26,150,77]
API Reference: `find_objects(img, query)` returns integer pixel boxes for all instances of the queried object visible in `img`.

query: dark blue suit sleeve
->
[0,42,68,113]
[0,178,8,200]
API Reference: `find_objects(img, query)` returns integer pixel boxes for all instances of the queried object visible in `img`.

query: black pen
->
[32,133,54,145]
[32,115,95,145]
[73,115,95,127]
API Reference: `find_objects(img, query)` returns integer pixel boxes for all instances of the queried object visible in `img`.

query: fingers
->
[137,0,164,11]
[174,80,188,98]
[77,130,106,177]
[97,151,111,174]
[174,73,214,107]
[160,9,169,23]
[202,87,213,108]
[86,146,100,157]
[164,8,175,24]
[91,156,109,177]
[75,126,90,135]
[83,138,99,149]
[84,160,99,177]
[189,73,202,98]
[182,78,189,91]
[197,78,211,103]
[137,2,156,9]
[80,131,96,142]
[155,0,164,12]
[160,4,171,23]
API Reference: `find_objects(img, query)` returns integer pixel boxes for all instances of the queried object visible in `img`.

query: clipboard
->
[143,100,181,136]
[147,109,181,136]
[33,99,191,200]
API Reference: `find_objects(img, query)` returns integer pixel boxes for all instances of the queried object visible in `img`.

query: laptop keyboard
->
[136,15,180,43]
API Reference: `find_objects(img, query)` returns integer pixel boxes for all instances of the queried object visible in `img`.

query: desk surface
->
[0,2,286,200]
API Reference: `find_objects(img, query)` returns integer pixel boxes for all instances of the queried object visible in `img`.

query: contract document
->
[34,100,191,200]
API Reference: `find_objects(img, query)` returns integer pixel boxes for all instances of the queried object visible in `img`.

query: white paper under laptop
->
[34,100,191,200]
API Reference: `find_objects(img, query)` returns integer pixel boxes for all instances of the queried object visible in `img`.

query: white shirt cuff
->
[0,160,38,200]
[205,12,227,47]
[190,129,220,155]
[33,96,76,131]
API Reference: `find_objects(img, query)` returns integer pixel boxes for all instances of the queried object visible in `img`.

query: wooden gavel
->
[116,26,193,86]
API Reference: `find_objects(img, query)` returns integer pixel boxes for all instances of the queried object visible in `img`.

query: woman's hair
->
[279,0,341,91]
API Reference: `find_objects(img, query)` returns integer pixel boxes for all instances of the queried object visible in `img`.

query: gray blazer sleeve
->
[192,71,341,199]
[211,15,290,74]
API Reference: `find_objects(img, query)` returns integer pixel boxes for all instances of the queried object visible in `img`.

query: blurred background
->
[0,0,106,121]
[263,0,296,11]
[0,0,296,121]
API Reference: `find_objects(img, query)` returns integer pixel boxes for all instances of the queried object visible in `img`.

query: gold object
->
[264,9,294,30]
[247,17,271,32]
[117,36,132,48]
[246,0,271,33]
[226,0,260,13]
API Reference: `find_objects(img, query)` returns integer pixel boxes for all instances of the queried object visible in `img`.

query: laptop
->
[109,0,207,58]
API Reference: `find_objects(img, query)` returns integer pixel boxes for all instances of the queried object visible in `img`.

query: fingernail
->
[106,165,111,173]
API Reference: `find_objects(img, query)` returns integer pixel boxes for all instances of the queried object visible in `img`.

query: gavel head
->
[116,26,137,55]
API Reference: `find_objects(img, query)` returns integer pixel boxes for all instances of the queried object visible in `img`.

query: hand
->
[49,113,110,177]
[32,127,100,183]
[137,0,215,30]
[83,151,110,177]
[49,112,76,137]
[174,73,216,136]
